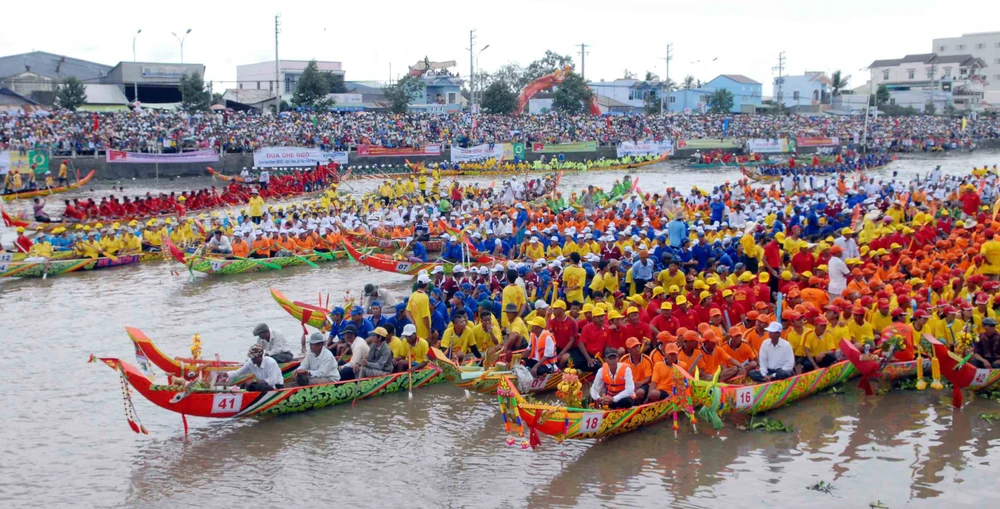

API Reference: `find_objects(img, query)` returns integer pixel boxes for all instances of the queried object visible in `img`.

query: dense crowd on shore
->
[1,110,998,155]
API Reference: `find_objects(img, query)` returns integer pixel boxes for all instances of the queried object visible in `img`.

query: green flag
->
[28,150,49,174]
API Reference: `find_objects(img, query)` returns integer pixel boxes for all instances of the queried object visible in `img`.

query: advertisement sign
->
[795,136,840,147]
[450,144,505,163]
[617,141,674,158]
[106,150,219,164]
[356,144,441,157]
[254,147,349,168]
[675,139,739,150]
[530,141,597,153]
[141,66,188,79]
[1,150,49,174]
[746,138,790,154]
[509,142,525,160]
[0,151,8,175]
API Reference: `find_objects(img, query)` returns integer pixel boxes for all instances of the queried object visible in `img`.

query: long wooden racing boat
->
[271,287,333,329]
[743,158,895,184]
[163,236,362,275]
[429,348,593,395]
[343,229,444,252]
[928,335,1000,407]
[1,170,96,202]
[687,160,766,170]
[126,326,301,385]
[97,356,444,422]
[839,339,928,395]
[206,167,249,183]
[342,238,491,276]
[1,251,155,278]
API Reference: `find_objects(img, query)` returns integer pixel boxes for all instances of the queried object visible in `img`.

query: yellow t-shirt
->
[441,325,477,354]
[805,330,837,356]
[562,265,587,304]
[399,337,430,363]
[784,328,809,357]
[501,284,527,327]
[589,272,605,294]
[847,320,877,346]
[473,320,502,351]
[602,271,620,294]
[657,269,686,290]
[248,196,265,217]
[388,336,406,358]
[508,316,529,340]
[406,291,432,340]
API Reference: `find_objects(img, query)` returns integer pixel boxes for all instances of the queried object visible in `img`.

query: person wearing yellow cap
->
[606,309,627,352]
[577,306,609,372]
[524,316,558,376]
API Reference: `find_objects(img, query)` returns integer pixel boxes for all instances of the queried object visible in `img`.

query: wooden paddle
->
[233,255,281,270]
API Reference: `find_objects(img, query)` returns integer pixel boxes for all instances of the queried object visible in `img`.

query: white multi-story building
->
[869,53,987,111]
[932,32,1000,91]
[236,60,345,99]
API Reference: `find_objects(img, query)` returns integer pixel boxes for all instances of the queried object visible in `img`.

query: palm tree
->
[683,75,696,90]
[830,70,850,97]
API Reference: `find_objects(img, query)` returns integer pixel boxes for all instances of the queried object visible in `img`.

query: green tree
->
[682,75,696,90]
[481,81,518,114]
[944,103,957,116]
[623,69,636,80]
[322,72,347,94]
[707,89,734,114]
[292,60,333,108]
[383,75,425,114]
[924,101,937,115]
[552,71,593,114]
[645,71,659,82]
[876,84,890,106]
[179,72,211,111]
[830,70,850,97]
[644,89,662,114]
[55,76,87,111]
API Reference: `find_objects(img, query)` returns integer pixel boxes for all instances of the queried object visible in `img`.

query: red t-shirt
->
[961,192,981,216]
[547,316,578,350]
[763,241,782,270]
[607,325,629,350]
[623,321,653,343]
[790,251,815,274]
[579,323,609,355]
[674,307,701,331]
[650,314,679,335]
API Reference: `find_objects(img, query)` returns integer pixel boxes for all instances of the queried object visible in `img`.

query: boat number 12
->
[579,412,604,433]
[211,393,243,414]
[735,387,754,409]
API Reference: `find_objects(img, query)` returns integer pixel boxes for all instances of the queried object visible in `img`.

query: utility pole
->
[274,14,281,114]
[660,43,672,114]
[468,29,477,112]
[773,51,786,114]
[578,43,590,79]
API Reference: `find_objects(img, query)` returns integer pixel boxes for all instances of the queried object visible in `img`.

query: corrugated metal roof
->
[222,88,275,105]
[719,74,761,85]
[83,84,128,105]
[0,51,111,82]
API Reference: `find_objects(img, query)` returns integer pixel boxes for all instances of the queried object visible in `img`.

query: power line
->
[773,51,786,113]
[578,43,590,79]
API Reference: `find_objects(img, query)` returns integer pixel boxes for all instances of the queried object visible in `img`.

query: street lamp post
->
[171,28,192,63]
[476,44,490,106]
[132,29,141,103]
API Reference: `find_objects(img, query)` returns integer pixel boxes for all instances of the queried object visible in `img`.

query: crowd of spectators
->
[1,109,998,155]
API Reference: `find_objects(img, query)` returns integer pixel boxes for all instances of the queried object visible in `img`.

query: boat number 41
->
[211,393,243,414]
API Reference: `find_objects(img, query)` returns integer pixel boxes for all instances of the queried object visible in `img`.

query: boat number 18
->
[211,393,243,414]
[580,412,604,433]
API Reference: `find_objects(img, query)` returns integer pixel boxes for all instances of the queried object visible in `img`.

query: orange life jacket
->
[528,330,557,365]
[601,363,629,396]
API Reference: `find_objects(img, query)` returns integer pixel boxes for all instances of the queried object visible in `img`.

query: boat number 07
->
[580,412,604,433]
[211,393,243,414]
[735,387,754,409]
[395,262,412,272]
[528,375,550,390]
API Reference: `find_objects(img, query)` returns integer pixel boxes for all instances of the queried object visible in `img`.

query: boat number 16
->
[735,387,754,409]
[211,393,243,414]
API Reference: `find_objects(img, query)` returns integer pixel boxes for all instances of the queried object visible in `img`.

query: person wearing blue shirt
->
[429,298,446,342]
[364,301,390,331]
[347,306,374,339]
[709,198,725,224]
[326,307,348,341]
[667,215,688,248]
[411,240,427,262]
[691,238,711,272]
[388,302,411,333]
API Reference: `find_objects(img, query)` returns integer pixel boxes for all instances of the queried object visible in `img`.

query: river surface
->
[2,153,1000,508]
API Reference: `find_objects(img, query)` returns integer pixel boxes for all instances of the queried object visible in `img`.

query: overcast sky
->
[3,0,997,96]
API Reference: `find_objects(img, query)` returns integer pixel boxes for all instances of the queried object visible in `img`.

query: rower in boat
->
[295,332,340,386]
[356,327,394,378]
[749,322,794,383]
[399,324,430,372]
[441,310,477,362]
[972,318,1000,369]
[646,342,686,403]
[217,344,285,392]
[335,324,368,380]
[524,316,558,377]
[590,348,635,409]
[363,284,398,311]
[619,337,654,404]
[252,323,294,363]
[206,229,233,255]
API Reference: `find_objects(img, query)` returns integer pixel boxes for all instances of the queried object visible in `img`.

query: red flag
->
[92,113,99,131]
[606,117,612,129]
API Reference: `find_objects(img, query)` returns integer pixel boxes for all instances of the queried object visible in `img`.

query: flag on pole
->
[962,116,968,132]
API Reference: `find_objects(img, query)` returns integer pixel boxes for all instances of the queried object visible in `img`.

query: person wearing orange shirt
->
[647,343,687,403]
[275,231,298,253]
[619,337,654,403]
[722,326,758,374]
[800,277,830,311]
[678,330,709,379]
[701,331,741,381]
[251,234,273,258]
[744,314,770,352]
[231,232,250,258]
[295,231,316,252]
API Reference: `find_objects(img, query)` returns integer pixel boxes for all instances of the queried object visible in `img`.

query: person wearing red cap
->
[913,310,933,338]
[620,337,654,403]
[847,307,876,349]
[934,305,966,348]
[804,316,839,370]
[973,293,996,334]
[745,314,770,353]
[882,308,916,362]
[647,342,686,403]
[722,326,758,373]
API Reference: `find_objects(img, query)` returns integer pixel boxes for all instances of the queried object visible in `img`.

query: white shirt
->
[833,236,859,259]
[227,356,284,387]
[344,337,370,368]
[300,347,340,380]
[758,338,795,374]
[827,255,850,297]
[207,235,232,251]
[590,364,635,402]
[258,327,293,356]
